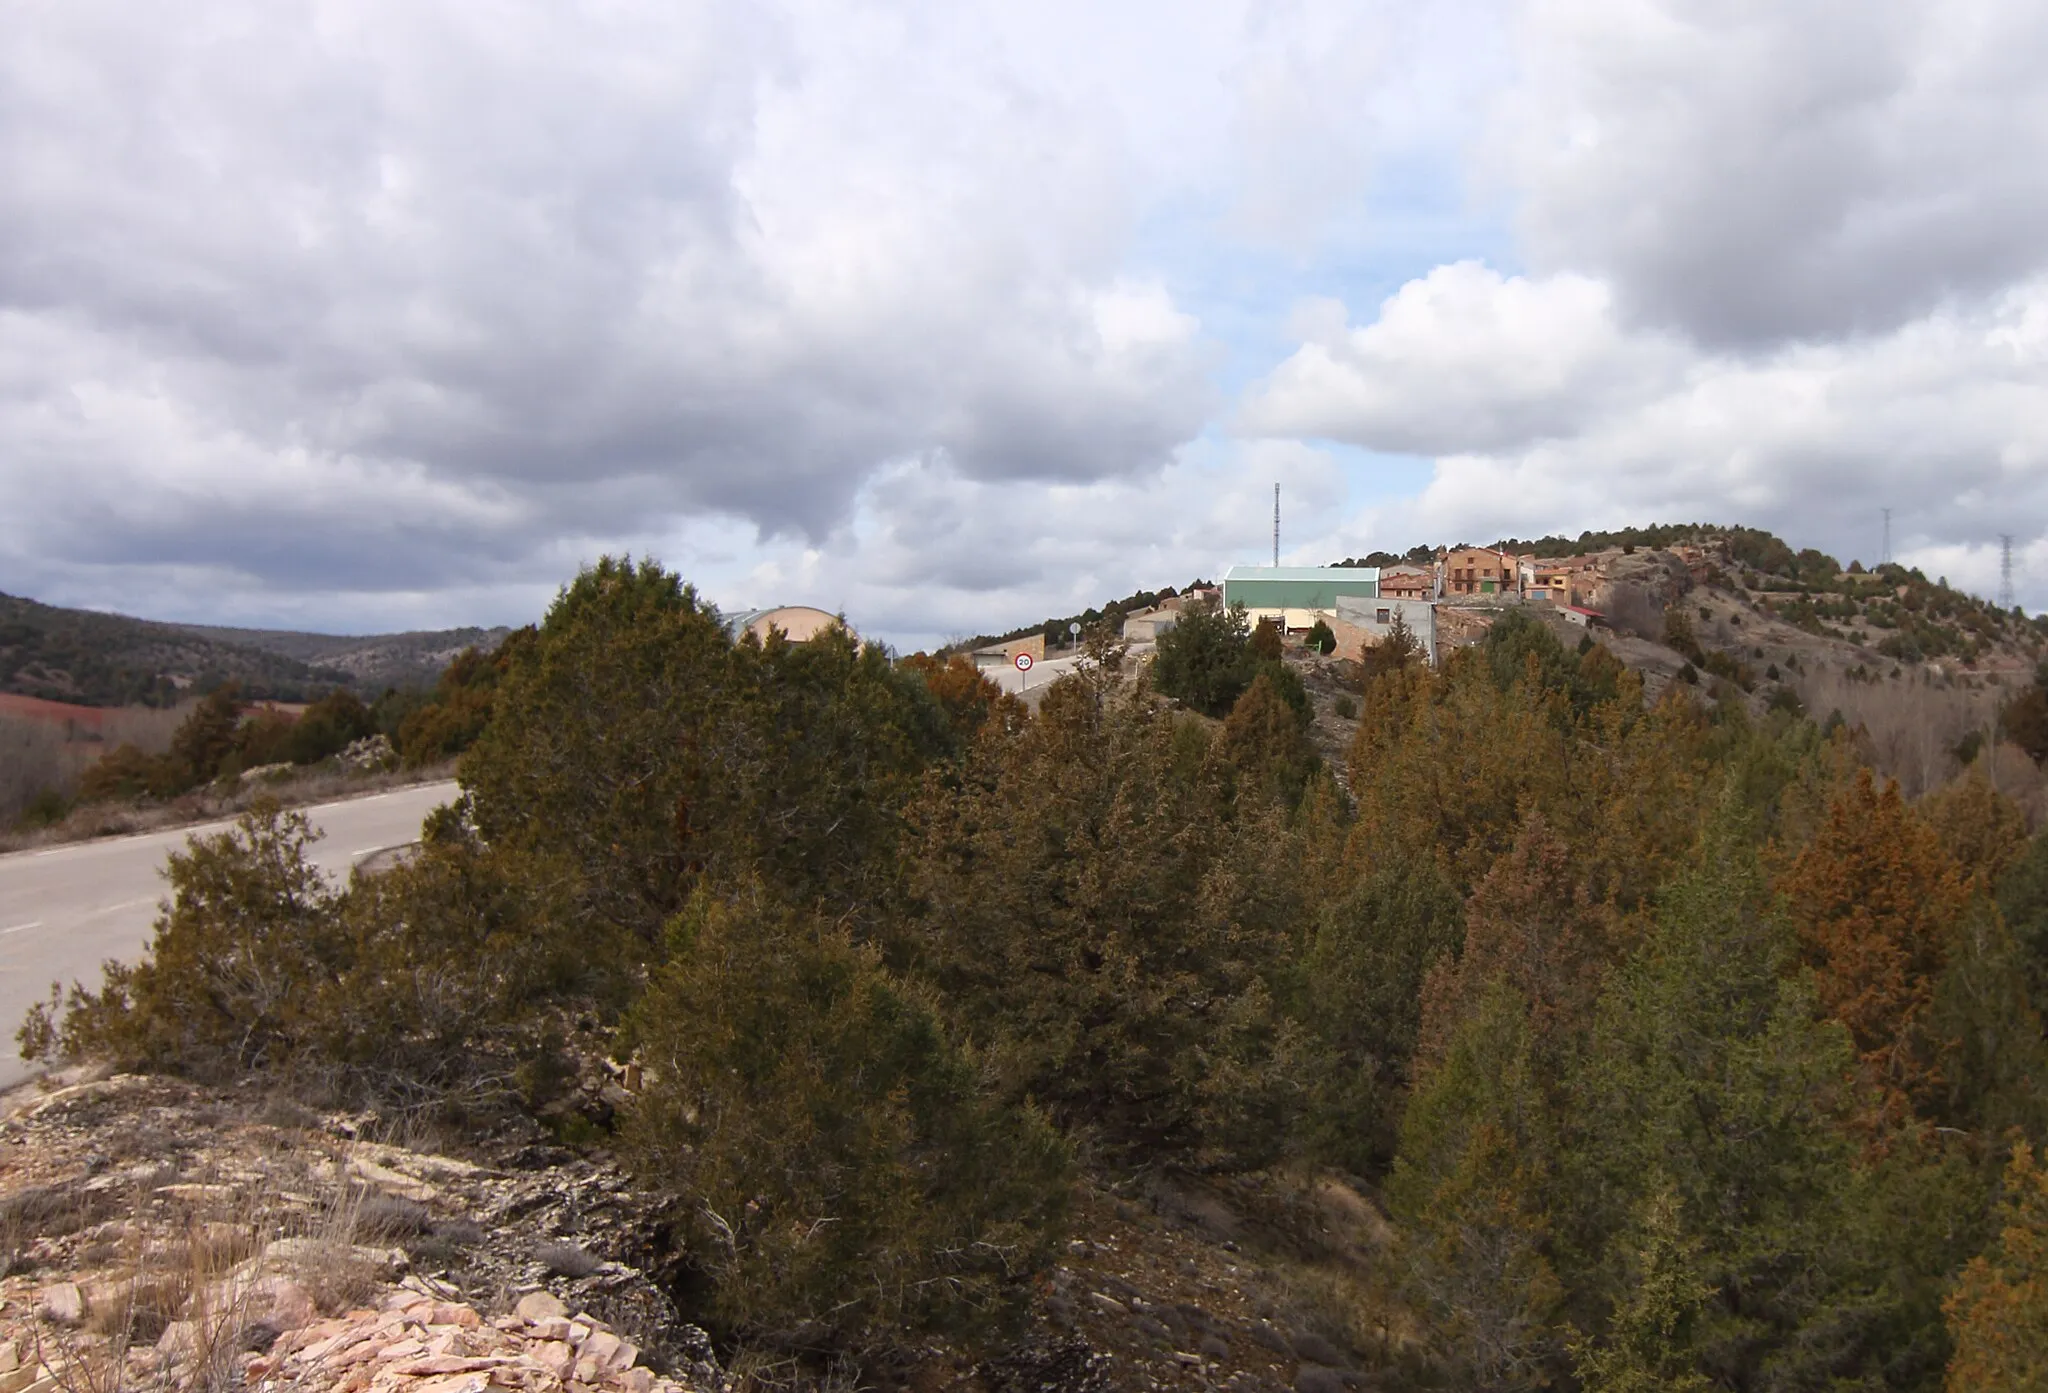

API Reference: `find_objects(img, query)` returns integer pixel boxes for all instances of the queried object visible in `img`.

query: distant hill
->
[172,623,516,692]
[0,591,512,708]
[0,592,352,707]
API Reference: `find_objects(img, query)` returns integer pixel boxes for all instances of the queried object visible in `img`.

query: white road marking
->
[0,922,43,935]
[90,898,152,915]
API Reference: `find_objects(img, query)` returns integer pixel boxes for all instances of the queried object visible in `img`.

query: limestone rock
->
[36,1284,82,1326]
[514,1290,569,1323]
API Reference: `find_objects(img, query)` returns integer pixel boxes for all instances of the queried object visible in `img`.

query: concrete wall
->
[1121,607,1178,642]
[971,632,1046,670]
[1334,595,1438,666]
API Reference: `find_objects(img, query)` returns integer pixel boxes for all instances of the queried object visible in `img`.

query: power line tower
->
[2000,534,2015,610]
[1881,507,1891,566]
[1272,483,1280,567]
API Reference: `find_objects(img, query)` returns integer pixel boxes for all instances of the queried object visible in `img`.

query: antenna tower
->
[1881,507,1891,566]
[2000,534,2015,610]
[1273,483,1280,567]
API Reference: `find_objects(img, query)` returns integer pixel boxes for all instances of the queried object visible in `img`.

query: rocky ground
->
[0,1071,1416,1393]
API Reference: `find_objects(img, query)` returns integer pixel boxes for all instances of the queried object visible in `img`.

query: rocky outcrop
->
[0,1072,719,1393]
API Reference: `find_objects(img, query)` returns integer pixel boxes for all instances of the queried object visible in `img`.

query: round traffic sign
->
[1014,653,1034,672]
[1069,621,1082,636]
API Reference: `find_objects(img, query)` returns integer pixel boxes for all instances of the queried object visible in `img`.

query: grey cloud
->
[1503,0,2048,346]
[0,1,1213,607]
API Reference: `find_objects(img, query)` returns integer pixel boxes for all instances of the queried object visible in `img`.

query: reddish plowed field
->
[0,692,109,727]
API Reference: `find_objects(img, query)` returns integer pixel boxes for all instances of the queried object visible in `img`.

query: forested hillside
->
[27,556,2048,1390]
[174,622,516,691]
[0,591,348,706]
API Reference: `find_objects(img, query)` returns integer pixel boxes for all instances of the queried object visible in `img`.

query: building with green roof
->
[1221,565,1380,612]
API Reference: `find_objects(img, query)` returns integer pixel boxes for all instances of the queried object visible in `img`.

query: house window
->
[1376,608,1390,624]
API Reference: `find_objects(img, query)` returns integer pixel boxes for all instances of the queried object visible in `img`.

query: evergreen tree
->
[907,675,1300,1166]
[624,888,1071,1351]
[1151,597,1257,716]
[1221,669,1320,809]
[462,557,951,950]
[167,681,245,786]
[1996,829,2048,1014]
[1568,818,1955,1389]
[1390,978,1565,1391]
[1778,767,1969,1122]
[1295,854,1464,1174]
[1943,1143,2048,1391]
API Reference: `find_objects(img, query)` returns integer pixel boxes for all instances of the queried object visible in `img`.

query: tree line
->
[22,558,2048,1387]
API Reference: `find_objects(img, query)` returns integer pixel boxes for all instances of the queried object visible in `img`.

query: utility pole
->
[1273,483,1280,567]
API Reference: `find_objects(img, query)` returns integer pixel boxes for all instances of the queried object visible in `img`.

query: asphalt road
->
[0,780,458,1090]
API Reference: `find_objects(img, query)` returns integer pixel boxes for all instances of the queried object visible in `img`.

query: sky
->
[5,0,2048,648]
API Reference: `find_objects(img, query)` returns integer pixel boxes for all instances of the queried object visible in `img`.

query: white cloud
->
[1239,262,1683,451]
[1244,262,2048,602]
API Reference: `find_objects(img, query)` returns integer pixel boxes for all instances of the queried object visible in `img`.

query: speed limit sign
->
[1014,653,1034,672]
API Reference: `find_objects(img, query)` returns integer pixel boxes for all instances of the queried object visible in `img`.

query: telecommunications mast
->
[1273,483,1280,567]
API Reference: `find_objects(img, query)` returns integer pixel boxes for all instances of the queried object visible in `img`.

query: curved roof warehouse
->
[726,605,841,643]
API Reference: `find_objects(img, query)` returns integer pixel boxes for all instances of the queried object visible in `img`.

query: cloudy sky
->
[5,0,2047,645]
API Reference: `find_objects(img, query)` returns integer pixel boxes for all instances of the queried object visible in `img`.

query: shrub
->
[908,677,1300,1166]
[623,890,1070,1353]
[286,689,376,765]
[20,802,581,1109]
[461,557,951,947]
[1306,619,1336,655]
[1333,694,1358,720]
[21,803,348,1077]
[76,742,182,803]
[1152,597,1257,717]
[167,684,246,787]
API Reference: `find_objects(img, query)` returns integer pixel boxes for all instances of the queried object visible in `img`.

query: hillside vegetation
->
[0,591,349,706]
[0,590,516,707]
[174,621,516,691]
[26,552,2048,1392]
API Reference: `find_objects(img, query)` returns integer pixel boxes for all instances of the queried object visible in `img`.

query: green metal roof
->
[1222,565,1380,608]
[1223,566,1380,583]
